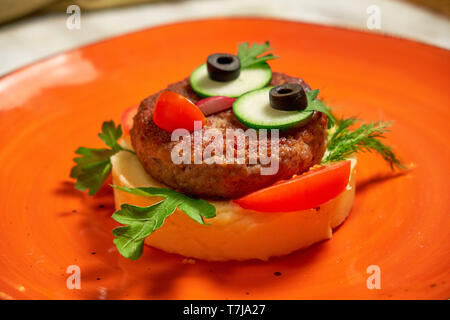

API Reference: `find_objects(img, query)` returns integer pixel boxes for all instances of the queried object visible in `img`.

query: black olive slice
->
[207,53,241,82]
[269,83,307,111]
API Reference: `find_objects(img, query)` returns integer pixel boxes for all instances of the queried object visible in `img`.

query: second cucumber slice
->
[233,87,314,130]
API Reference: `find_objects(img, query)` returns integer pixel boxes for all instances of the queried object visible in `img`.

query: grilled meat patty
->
[131,72,328,199]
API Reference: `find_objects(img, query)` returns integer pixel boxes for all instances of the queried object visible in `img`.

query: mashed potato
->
[111,142,356,261]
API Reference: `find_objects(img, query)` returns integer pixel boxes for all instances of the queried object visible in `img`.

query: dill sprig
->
[323,116,406,170]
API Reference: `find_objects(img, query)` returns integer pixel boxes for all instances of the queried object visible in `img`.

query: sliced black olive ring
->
[269,83,308,111]
[207,53,241,82]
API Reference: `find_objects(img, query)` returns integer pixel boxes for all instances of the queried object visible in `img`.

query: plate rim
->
[0,16,448,83]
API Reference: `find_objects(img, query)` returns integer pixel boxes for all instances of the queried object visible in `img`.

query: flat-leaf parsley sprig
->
[305,89,336,128]
[237,41,279,68]
[70,120,135,195]
[70,120,217,260]
[111,185,216,260]
[323,116,405,169]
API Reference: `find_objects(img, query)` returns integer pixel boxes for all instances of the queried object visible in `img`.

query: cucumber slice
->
[190,63,272,98]
[233,87,314,130]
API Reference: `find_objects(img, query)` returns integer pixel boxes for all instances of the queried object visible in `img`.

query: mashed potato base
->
[111,143,356,261]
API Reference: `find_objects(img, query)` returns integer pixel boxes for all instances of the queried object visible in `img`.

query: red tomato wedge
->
[234,160,351,212]
[153,91,206,132]
[121,105,138,135]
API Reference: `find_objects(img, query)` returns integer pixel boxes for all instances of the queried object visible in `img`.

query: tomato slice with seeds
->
[234,160,351,212]
[153,91,206,132]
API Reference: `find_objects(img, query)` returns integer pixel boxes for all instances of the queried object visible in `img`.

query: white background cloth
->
[0,0,449,76]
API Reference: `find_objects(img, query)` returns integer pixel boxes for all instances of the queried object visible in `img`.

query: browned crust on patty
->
[131,72,328,199]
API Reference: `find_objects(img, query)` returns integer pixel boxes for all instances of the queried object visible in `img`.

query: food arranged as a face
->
[71,41,405,260]
[133,73,329,199]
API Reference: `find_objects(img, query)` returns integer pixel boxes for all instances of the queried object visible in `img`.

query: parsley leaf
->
[70,120,134,195]
[111,185,216,260]
[98,121,123,149]
[237,41,279,68]
[304,89,336,128]
[323,116,406,169]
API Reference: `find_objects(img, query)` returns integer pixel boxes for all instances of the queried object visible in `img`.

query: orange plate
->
[0,18,449,300]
